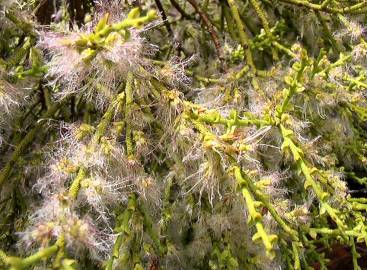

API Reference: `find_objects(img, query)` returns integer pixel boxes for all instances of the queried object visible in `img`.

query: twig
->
[187,0,226,70]
[154,0,174,36]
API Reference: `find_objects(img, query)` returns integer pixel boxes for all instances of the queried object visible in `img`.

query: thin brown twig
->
[186,0,226,70]
[154,0,174,36]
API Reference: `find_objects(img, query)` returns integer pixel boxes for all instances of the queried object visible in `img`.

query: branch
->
[187,0,226,70]
[278,0,367,14]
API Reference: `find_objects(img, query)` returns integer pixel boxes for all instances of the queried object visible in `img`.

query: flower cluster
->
[1,1,367,270]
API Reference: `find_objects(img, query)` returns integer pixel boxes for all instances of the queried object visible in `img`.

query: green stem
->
[106,194,137,270]
[4,236,64,269]
[351,237,361,270]
[68,167,87,200]
[233,166,299,240]
[125,72,135,158]
[227,0,256,72]
[278,0,367,14]
[21,245,59,267]
[68,79,128,200]
[0,101,62,189]
[249,0,278,59]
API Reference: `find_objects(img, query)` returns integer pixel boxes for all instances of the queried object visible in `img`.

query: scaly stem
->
[227,0,256,72]
[125,72,135,157]
[68,166,87,200]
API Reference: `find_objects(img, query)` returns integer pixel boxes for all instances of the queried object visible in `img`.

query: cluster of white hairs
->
[0,63,33,149]
[0,76,22,114]
[335,15,365,42]
[157,56,194,87]
[19,194,115,260]
[23,114,164,257]
[37,3,159,108]
[38,32,150,108]
[1,0,367,269]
